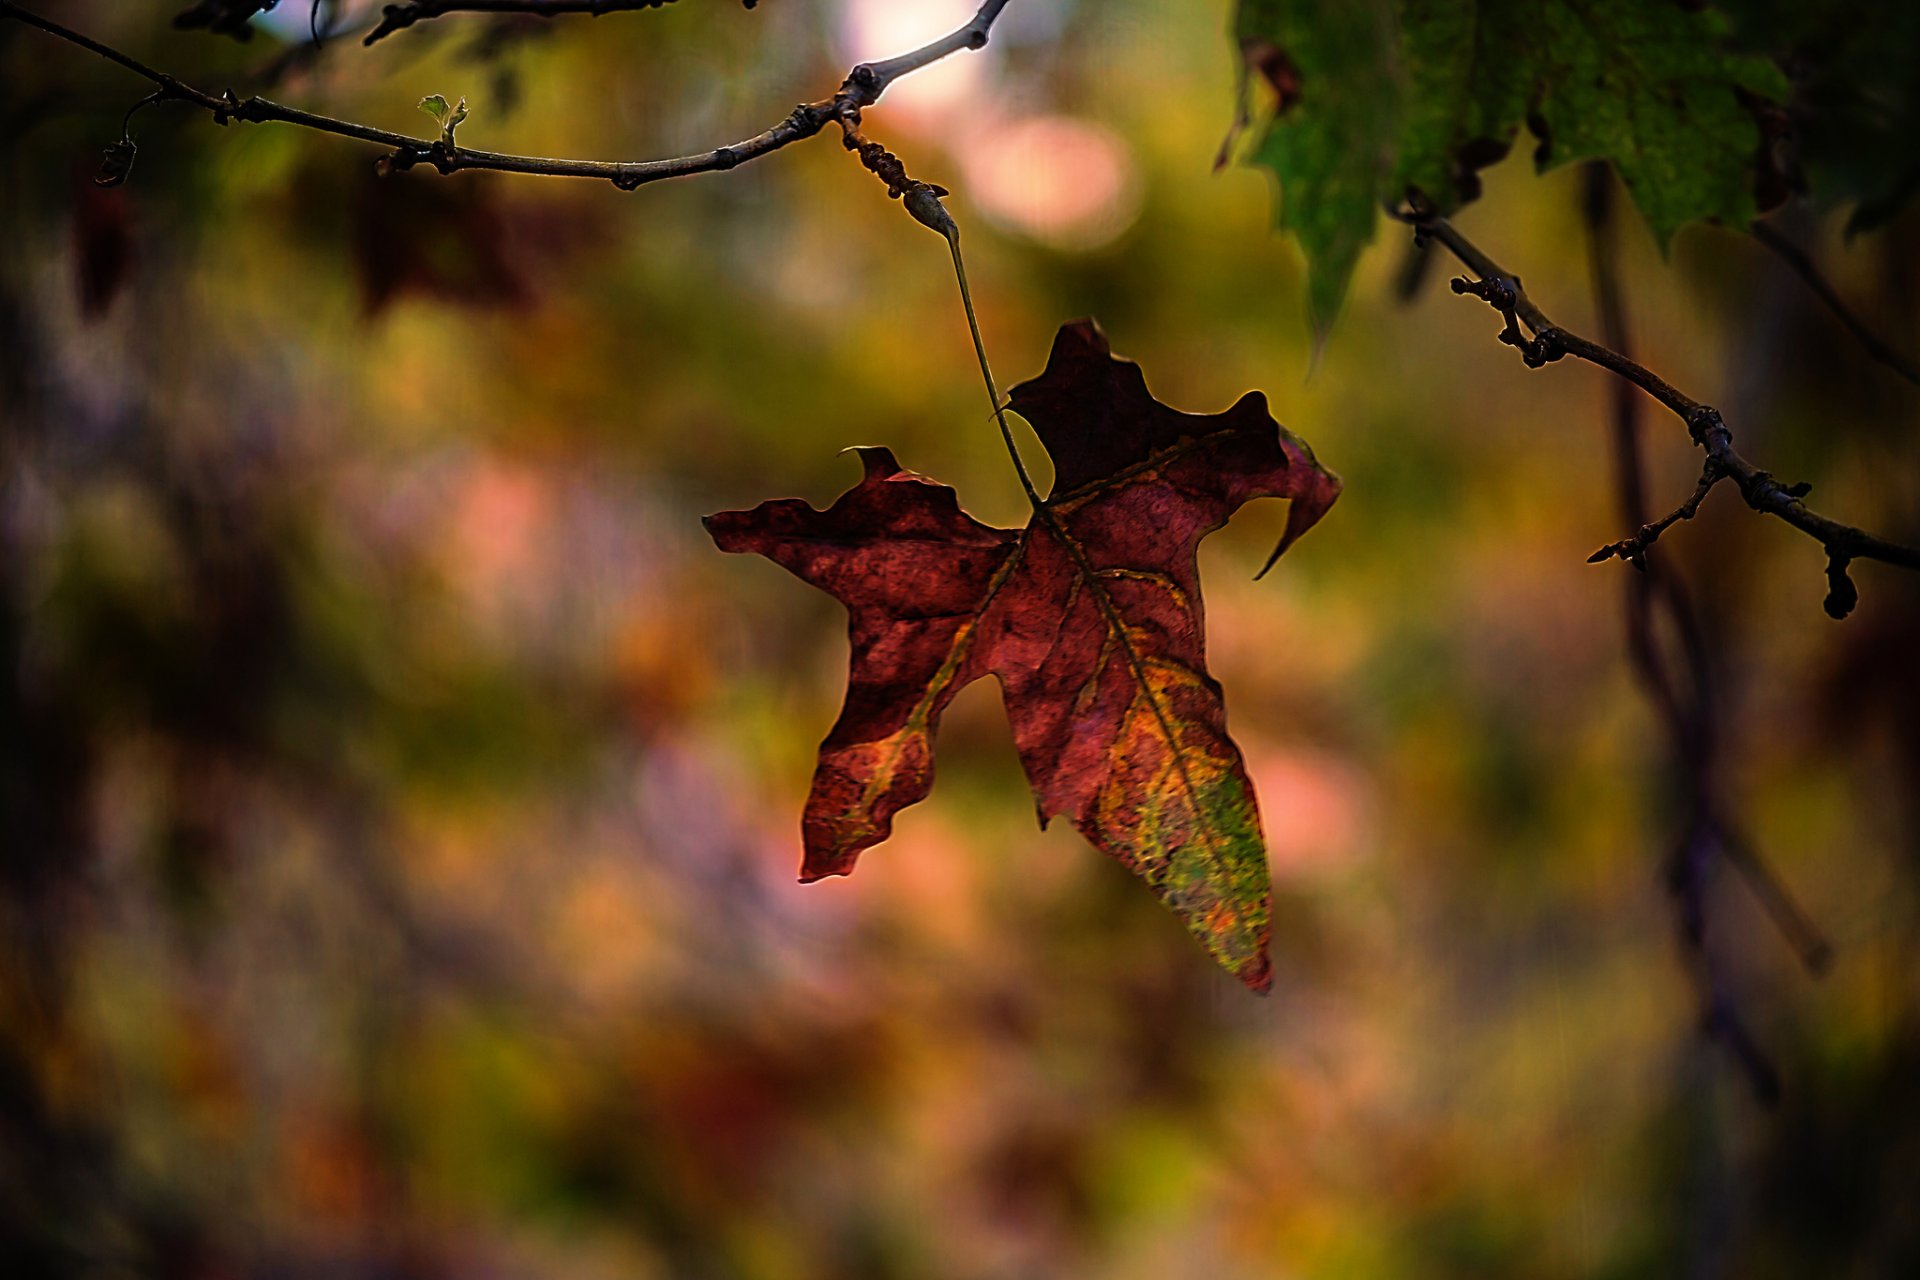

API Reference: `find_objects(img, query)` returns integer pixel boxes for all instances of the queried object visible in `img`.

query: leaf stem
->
[919,202,1044,510]
[910,197,1245,895]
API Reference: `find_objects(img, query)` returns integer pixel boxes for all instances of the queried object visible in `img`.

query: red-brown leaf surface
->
[706,320,1340,990]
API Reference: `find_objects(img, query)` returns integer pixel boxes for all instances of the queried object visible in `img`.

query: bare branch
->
[857,0,1010,98]
[0,0,1011,192]
[1396,203,1920,617]
[1586,463,1722,567]
[1752,219,1920,390]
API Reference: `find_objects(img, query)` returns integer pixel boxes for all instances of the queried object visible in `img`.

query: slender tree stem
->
[0,0,1013,191]
[1751,220,1920,390]
[365,0,707,47]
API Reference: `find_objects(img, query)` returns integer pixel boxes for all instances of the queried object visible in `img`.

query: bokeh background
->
[5,2,1919,1276]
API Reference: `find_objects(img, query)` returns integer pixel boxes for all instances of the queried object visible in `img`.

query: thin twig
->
[1703,984,1783,1106]
[364,0,743,47]
[1586,463,1722,567]
[1396,203,1920,618]
[1714,819,1834,976]
[1751,220,1920,390]
[173,0,276,40]
[0,0,1011,191]
[858,0,1009,97]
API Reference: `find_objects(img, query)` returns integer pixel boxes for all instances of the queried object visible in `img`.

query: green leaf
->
[1235,0,1400,336]
[1233,0,1790,331]
[417,94,471,147]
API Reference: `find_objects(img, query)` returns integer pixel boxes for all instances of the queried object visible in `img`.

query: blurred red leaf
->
[72,173,134,321]
[707,320,1340,990]
[355,169,532,315]
[344,166,614,316]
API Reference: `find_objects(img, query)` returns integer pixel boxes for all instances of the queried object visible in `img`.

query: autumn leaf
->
[706,320,1340,991]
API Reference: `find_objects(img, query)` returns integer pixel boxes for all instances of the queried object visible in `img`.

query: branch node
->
[1449,274,1518,313]
[838,119,943,201]
[1823,552,1858,620]
[1685,406,1727,449]
[1735,468,1807,517]
[1521,326,1566,368]
[1452,273,1565,365]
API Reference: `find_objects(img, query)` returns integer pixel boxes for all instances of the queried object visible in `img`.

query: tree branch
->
[1395,203,1920,618]
[173,1,279,41]
[0,0,1010,192]
[1751,220,1920,390]
[856,0,1010,97]
[363,0,752,48]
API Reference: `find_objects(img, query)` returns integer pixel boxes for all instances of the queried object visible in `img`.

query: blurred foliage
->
[1230,0,1783,328]
[1721,0,1920,234]
[3,2,1920,1278]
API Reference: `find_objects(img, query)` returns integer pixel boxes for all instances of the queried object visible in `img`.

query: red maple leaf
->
[706,320,1340,990]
